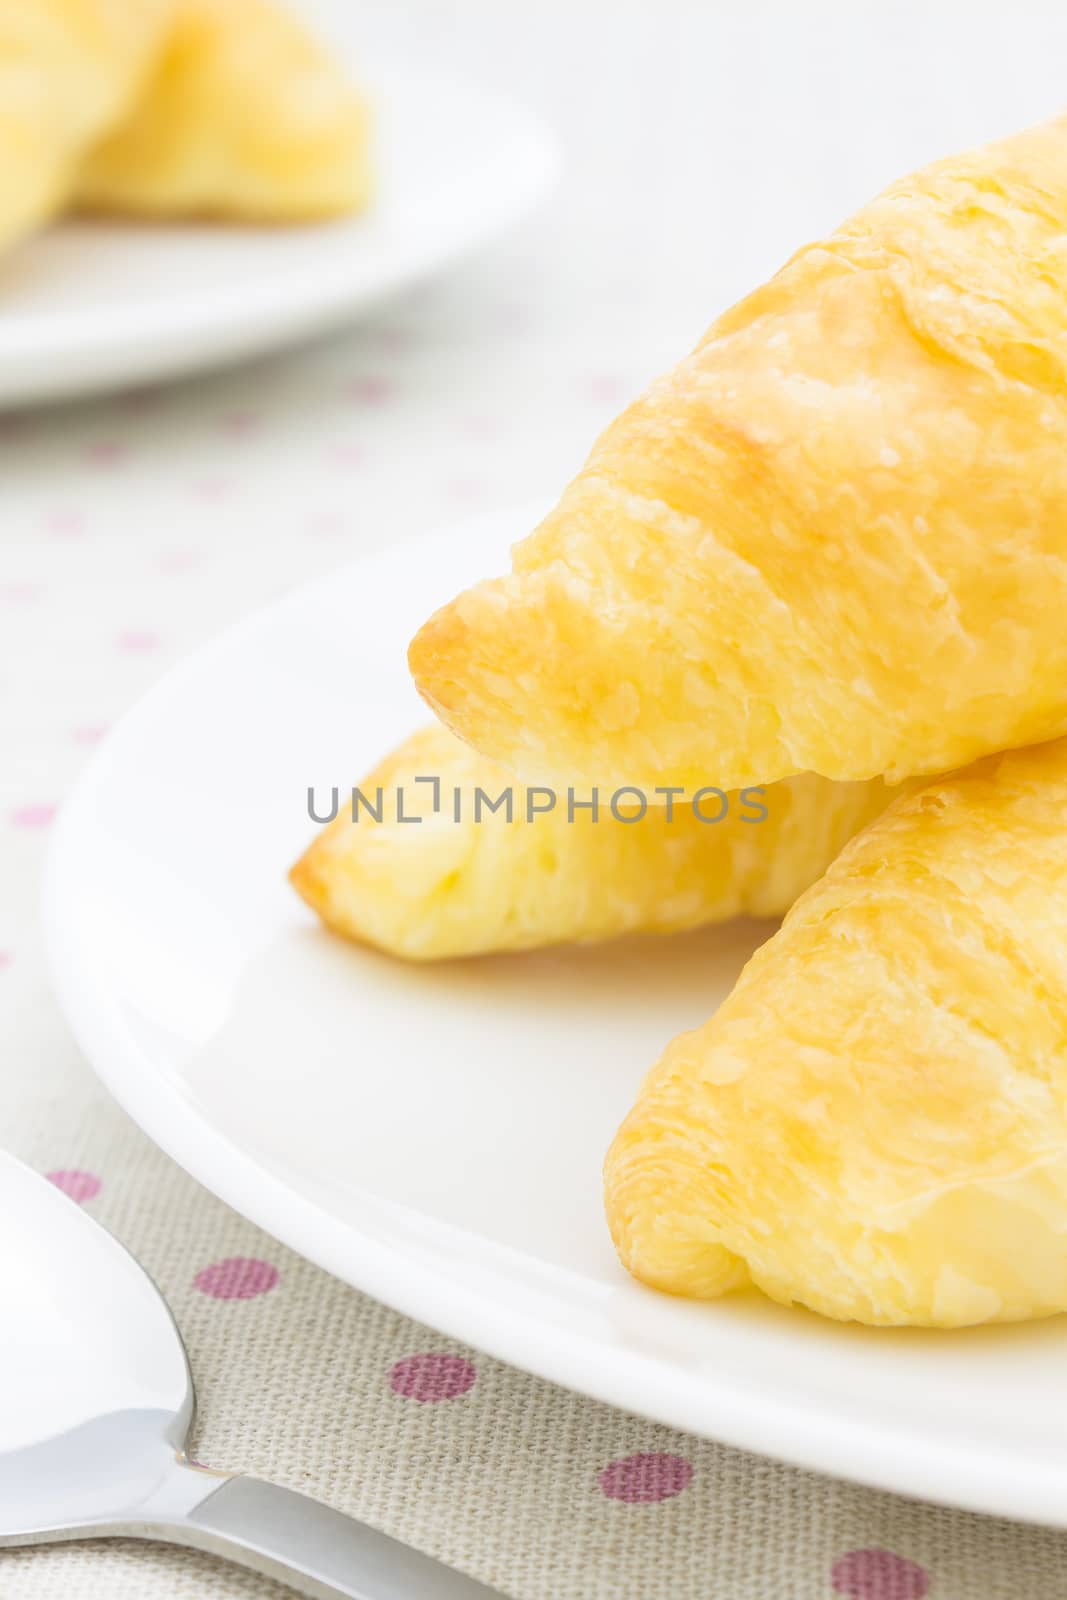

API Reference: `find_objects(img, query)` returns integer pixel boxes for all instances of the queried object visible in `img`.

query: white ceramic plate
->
[45,507,1067,1529]
[0,61,556,407]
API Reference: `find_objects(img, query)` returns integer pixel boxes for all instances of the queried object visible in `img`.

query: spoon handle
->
[155,1466,505,1600]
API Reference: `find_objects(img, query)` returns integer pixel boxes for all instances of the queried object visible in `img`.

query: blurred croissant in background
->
[0,0,173,256]
[0,0,370,265]
[76,0,371,221]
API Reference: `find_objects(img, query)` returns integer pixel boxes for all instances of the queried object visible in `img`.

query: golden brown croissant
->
[605,737,1067,1327]
[0,0,172,256]
[289,723,895,961]
[411,109,1067,794]
[76,0,370,221]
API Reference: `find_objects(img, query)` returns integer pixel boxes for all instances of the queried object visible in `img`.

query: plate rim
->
[42,511,1067,1531]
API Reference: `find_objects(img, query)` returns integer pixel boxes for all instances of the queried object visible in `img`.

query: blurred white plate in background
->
[44,505,1067,1530]
[0,61,556,408]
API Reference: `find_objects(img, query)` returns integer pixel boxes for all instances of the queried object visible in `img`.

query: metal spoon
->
[0,1150,502,1599]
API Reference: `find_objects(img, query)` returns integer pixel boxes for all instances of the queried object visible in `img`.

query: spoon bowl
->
[0,1151,499,1598]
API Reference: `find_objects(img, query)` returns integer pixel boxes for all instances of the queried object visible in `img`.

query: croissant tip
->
[288,848,323,912]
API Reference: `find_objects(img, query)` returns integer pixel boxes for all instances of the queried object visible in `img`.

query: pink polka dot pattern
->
[462,415,503,442]
[115,385,163,414]
[192,476,233,501]
[330,442,365,469]
[345,375,391,406]
[598,1452,694,1504]
[374,326,409,353]
[156,547,201,573]
[497,303,531,335]
[446,477,485,505]
[388,1353,477,1402]
[194,1256,279,1300]
[116,628,161,653]
[0,583,42,608]
[46,1169,102,1204]
[581,372,628,406]
[308,510,346,536]
[217,409,260,437]
[85,440,128,468]
[10,803,56,829]
[46,509,86,537]
[832,1549,930,1600]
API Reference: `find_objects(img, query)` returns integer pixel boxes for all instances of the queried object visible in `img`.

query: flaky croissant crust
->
[606,737,1067,1327]
[412,110,1067,793]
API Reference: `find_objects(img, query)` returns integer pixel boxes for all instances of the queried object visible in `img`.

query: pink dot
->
[85,440,128,468]
[0,583,43,608]
[217,409,260,437]
[192,476,233,500]
[46,1169,102,1204]
[446,477,485,504]
[117,628,160,653]
[462,415,503,442]
[10,802,55,829]
[581,373,628,406]
[307,509,346,536]
[832,1550,930,1600]
[45,508,86,537]
[598,1453,693,1504]
[70,723,109,745]
[497,303,532,335]
[114,385,164,414]
[330,442,366,469]
[388,1353,477,1402]
[373,326,410,354]
[344,376,392,407]
[194,1257,279,1300]
[156,547,201,573]
[0,951,12,973]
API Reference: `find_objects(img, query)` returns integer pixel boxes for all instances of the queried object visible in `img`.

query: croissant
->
[411,109,1067,794]
[76,0,370,221]
[0,0,172,256]
[288,723,896,961]
[605,737,1067,1327]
